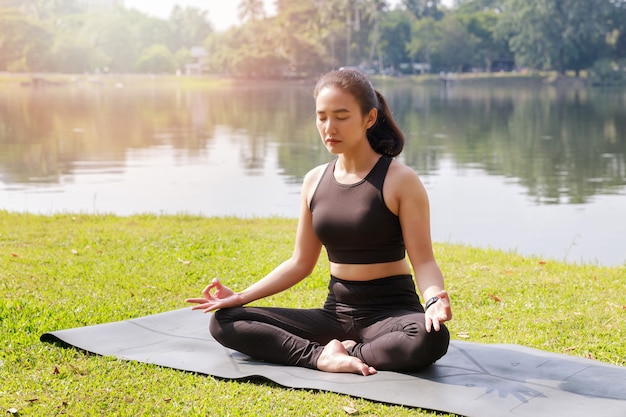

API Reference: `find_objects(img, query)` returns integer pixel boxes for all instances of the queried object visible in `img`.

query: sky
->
[124,0,453,32]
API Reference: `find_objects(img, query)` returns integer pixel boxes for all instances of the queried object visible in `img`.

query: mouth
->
[325,138,340,145]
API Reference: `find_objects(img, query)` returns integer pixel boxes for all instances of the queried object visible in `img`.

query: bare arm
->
[390,163,452,331]
[186,167,324,312]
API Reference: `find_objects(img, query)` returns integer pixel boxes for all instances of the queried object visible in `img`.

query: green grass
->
[1,211,624,416]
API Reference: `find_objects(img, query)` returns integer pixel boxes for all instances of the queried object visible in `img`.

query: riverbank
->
[0,72,234,89]
[1,212,624,416]
[0,70,588,90]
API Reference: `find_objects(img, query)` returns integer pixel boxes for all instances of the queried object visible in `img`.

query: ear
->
[365,108,377,130]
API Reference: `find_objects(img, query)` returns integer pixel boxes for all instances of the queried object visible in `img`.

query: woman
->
[186,69,452,376]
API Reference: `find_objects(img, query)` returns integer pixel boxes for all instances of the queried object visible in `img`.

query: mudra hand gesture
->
[185,278,241,312]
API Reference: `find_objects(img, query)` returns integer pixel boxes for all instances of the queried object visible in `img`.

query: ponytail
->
[368,90,404,157]
[314,69,405,157]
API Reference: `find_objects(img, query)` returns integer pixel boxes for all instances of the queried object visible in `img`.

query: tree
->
[438,14,477,71]
[456,0,506,13]
[402,0,444,19]
[169,6,213,52]
[0,0,80,20]
[361,0,388,70]
[272,0,331,74]
[84,9,141,72]
[499,0,613,75]
[406,17,439,70]
[608,1,626,60]
[309,0,344,67]
[237,0,265,23]
[135,44,177,73]
[136,16,174,55]
[0,8,51,70]
[46,33,96,73]
[0,0,621,77]
[379,8,412,72]
[457,10,511,71]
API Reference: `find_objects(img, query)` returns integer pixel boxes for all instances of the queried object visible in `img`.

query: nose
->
[322,119,335,135]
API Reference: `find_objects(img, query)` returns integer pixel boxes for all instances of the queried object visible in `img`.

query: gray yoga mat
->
[41,308,626,417]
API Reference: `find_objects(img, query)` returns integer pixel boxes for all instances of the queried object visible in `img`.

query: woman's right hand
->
[185,278,243,312]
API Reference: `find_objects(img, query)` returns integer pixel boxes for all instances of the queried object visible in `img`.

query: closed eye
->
[317,108,350,121]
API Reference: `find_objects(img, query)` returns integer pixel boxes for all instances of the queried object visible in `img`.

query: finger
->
[425,316,432,333]
[203,305,219,313]
[432,317,441,332]
[185,297,208,304]
[191,301,218,311]
[201,283,216,298]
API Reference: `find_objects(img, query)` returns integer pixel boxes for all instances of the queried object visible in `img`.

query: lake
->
[1,78,625,266]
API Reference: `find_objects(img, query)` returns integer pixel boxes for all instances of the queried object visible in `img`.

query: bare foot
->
[317,339,377,376]
[341,340,357,350]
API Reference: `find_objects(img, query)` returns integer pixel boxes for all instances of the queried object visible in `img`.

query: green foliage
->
[0,212,624,415]
[174,47,193,71]
[438,14,478,71]
[402,0,444,19]
[406,17,440,66]
[0,8,51,71]
[500,0,614,74]
[135,44,177,74]
[1,0,626,77]
[168,5,213,53]
[238,0,266,23]
[380,9,412,70]
[457,9,511,71]
[589,58,626,86]
[46,33,96,73]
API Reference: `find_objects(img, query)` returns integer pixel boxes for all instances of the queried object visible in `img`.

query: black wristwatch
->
[425,296,440,311]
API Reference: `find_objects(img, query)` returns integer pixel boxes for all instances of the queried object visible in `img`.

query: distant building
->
[185,47,208,75]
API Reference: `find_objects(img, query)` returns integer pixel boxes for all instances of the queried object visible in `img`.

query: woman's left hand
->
[425,290,452,332]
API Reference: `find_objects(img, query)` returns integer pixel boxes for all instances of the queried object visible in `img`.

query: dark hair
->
[314,69,404,156]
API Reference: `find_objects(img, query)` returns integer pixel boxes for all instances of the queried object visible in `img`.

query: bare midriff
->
[329,259,411,281]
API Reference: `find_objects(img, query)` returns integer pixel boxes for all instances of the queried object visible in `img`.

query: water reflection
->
[0,81,625,265]
[381,84,626,204]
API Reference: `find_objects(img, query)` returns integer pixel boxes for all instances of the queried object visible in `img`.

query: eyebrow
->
[317,108,351,115]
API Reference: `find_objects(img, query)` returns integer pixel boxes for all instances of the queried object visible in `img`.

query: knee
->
[428,323,450,361]
[208,312,223,342]
[404,322,450,371]
[209,308,239,343]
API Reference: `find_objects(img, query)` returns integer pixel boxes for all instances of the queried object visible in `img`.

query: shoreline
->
[1,210,623,268]
[0,71,590,89]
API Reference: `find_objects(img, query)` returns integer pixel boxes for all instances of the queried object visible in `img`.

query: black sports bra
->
[309,156,405,264]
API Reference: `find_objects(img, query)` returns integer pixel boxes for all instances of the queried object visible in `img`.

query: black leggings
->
[209,274,450,372]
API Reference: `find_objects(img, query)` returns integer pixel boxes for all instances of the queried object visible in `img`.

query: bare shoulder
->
[384,159,429,213]
[303,163,328,186]
[387,159,425,191]
[302,162,330,202]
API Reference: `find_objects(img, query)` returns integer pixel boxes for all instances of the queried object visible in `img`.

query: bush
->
[589,58,626,86]
[135,44,176,74]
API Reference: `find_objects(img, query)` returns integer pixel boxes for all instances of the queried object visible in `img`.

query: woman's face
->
[315,86,377,155]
